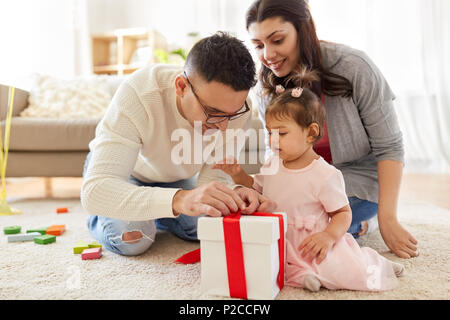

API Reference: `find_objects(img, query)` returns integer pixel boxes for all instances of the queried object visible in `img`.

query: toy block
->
[88,241,102,249]
[34,234,56,245]
[8,232,41,242]
[27,227,49,235]
[73,241,90,254]
[81,247,102,260]
[3,226,21,234]
[56,207,68,214]
[46,224,66,236]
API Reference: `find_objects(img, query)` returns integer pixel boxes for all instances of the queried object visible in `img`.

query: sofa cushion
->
[1,118,99,151]
[18,74,123,119]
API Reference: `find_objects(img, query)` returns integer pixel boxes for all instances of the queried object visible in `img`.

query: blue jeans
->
[83,153,199,256]
[347,196,378,238]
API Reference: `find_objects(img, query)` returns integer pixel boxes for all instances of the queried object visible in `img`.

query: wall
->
[87,0,254,49]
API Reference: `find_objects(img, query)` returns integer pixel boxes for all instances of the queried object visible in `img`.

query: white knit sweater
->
[81,64,252,221]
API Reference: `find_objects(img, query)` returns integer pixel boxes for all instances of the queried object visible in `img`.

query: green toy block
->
[27,227,49,235]
[3,226,21,234]
[88,241,102,249]
[73,241,89,254]
[34,234,56,245]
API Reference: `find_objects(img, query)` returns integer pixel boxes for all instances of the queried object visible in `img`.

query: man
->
[81,32,275,256]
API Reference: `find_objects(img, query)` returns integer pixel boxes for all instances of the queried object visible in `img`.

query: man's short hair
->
[185,32,257,91]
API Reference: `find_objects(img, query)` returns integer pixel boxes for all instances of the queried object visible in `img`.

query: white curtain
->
[419,0,450,172]
[309,0,450,173]
[71,0,92,76]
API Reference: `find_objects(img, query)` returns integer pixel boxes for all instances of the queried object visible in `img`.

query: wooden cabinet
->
[92,28,167,75]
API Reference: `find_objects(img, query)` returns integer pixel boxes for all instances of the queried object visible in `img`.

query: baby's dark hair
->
[265,67,325,143]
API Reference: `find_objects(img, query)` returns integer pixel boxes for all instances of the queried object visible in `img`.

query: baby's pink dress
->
[253,156,398,291]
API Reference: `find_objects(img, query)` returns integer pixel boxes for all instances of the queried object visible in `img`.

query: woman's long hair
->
[246,0,353,99]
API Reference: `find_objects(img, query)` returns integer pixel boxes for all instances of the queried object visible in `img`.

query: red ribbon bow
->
[175,211,285,299]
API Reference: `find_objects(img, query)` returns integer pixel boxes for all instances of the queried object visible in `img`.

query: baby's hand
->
[298,232,335,264]
[212,156,242,177]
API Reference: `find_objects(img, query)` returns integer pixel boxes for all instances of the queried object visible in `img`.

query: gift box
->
[197,212,287,300]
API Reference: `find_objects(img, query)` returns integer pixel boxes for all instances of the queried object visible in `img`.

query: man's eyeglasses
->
[183,71,250,124]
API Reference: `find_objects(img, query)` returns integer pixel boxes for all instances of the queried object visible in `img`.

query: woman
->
[245,0,418,259]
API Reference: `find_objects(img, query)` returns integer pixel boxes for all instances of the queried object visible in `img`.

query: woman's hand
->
[298,232,335,264]
[379,216,418,259]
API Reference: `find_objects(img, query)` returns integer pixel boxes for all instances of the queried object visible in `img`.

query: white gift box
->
[197,212,287,300]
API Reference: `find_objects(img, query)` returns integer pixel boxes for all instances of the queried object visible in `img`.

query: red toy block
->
[46,224,66,236]
[81,247,102,260]
[56,207,68,214]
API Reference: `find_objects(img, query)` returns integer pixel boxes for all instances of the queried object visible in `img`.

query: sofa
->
[0,79,265,183]
[0,85,100,178]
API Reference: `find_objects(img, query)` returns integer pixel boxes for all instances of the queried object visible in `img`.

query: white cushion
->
[19,74,123,119]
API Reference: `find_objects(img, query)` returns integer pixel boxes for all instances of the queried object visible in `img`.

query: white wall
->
[87,0,127,34]
[87,0,254,49]
[0,1,77,89]
[1,0,448,172]
[0,0,255,89]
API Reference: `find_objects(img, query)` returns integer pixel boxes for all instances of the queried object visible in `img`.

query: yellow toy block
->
[88,241,102,249]
[73,240,89,254]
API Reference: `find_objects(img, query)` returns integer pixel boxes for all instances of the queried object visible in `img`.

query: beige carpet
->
[1,197,449,300]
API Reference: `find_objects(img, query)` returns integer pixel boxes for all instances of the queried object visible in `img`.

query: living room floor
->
[5,174,450,210]
[3,174,449,300]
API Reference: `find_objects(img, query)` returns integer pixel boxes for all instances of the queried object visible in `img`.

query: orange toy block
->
[46,224,66,236]
[57,207,69,214]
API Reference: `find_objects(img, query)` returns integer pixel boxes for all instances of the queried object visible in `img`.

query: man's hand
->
[379,216,419,259]
[234,187,277,214]
[172,181,246,217]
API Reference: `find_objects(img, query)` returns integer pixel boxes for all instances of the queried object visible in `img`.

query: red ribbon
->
[174,211,285,299]
[173,247,200,264]
[223,211,248,299]
[252,212,285,293]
